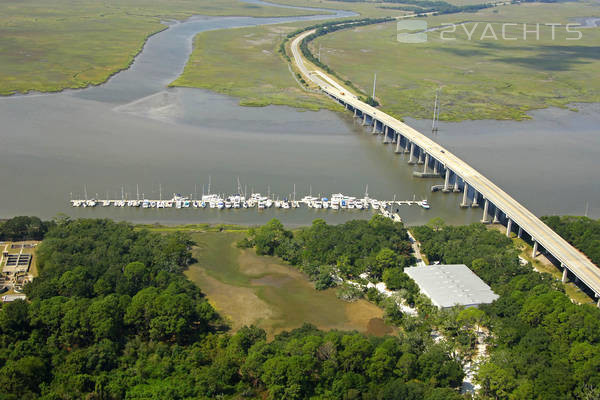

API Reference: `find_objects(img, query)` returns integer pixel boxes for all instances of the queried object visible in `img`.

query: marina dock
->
[69,191,431,223]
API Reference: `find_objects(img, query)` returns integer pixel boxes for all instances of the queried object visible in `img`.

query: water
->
[406,102,600,219]
[0,4,598,227]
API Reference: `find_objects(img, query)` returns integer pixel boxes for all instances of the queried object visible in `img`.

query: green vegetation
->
[0,0,317,96]
[312,2,600,120]
[0,216,53,241]
[335,0,494,15]
[541,215,600,267]
[1,218,468,398]
[240,216,414,284]
[413,222,600,399]
[171,22,340,111]
[186,230,388,337]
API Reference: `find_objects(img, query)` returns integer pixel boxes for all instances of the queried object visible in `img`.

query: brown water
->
[185,231,391,338]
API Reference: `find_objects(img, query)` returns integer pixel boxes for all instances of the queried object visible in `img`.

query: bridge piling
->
[383,126,389,143]
[372,120,378,134]
[453,179,460,193]
[518,226,523,238]
[362,114,367,126]
[443,169,450,192]
[532,241,538,258]
[506,219,513,237]
[472,191,479,207]
[408,143,416,164]
[461,183,470,207]
[423,154,429,173]
[562,265,568,283]
[481,199,490,223]
[417,150,425,165]
[395,135,402,153]
[493,209,500,224]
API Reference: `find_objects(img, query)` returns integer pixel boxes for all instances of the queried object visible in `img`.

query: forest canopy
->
[0,218,464,399]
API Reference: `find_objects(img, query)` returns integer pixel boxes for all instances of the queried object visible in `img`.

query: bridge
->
[291,29,600,304]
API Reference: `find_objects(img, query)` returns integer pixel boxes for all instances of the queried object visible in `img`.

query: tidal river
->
[0,2,598,226]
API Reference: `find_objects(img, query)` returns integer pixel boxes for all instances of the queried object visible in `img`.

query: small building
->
[2,294,27,303]
[404,264,498,309]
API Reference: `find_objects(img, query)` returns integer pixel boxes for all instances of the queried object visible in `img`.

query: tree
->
[372,248,399,280]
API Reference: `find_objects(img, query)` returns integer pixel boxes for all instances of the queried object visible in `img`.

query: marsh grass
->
[0,0,317,95]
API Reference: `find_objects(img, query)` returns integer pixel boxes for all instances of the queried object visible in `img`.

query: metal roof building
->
[404,264,498,309]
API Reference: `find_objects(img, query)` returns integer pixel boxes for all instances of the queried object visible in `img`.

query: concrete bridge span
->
[291,29,600,302]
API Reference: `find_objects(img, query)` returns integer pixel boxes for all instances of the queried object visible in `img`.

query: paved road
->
[291,30,600,297]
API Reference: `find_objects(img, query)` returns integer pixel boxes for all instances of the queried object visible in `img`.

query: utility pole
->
[372,73,377,99]
[432,88,440,133]
[318,44,321,62]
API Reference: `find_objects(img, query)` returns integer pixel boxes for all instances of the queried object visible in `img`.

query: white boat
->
[150,201,156,208]
[102,200,111,207]
[242,202,248,208]
[225,201,232,209]
[282,201,290,209]
[356,202,364,210]
[421,199,430,209]
[200,201,207,208]
[292,201,300,208]
[142,200,150,208]
[348,201,355,209]
[313,200,323,209]
[274,200,282,208]
[258,201,265,210]
[233,201,241,209]
[217,200,225,209]
[265,199,273,208]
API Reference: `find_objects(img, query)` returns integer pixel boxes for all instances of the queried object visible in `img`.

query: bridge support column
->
[493,209,500,224]
[383,126,389,143]
[482,199,490,223]
[433,161,439,175]
[395,136,402,153]
[461,183,469,207]
[472,191,479,207]
[354,109,357,118]
[562,265,568,283]
[506,219,512,237]
[417,150,425,164]
[345,103,348,110]
[453,179,460,192]
[423,154,429,173]
[518,226,522,238]
[408,143,416,164]
[443,169,450,192]
[372,120,378,134]
[532,241,538,258]
[362,114,367,126]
